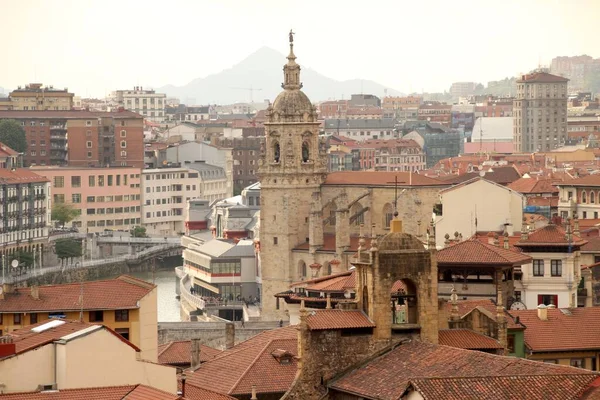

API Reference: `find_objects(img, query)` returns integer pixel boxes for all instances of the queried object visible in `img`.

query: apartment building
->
[111,87,167,122]
[513,72,569,152]
[214,130,262,195]
[0,275,158,362]
[8,83,74,110]
[323,119,397,141]
[382,96,422,119]
[31,166,142,233]
[0,110,144,168]
[449,82,478,98]
[141,167,204,236]
[0,169,50,258]
[417,103,452,126]
[184,161,231,203]
[318,100,348,119]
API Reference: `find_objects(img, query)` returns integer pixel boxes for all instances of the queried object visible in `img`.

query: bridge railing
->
[180,274,206,310]
[96,237,182,244]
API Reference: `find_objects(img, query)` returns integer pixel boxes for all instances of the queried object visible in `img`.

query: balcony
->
[50,134,67,141]
[50,125,67,130]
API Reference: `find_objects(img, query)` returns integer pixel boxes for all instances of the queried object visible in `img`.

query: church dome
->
[272,89,313,116]
[378,231,425,251]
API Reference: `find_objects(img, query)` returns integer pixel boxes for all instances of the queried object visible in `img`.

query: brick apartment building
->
[8,83,74,111]
[0,110,144,168]
[214,126,263,194]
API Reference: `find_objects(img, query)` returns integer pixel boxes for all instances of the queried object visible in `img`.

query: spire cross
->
[386,175,406,215]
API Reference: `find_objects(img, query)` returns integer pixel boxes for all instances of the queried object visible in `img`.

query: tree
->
[130,226,147,238]
[0,119,27,153]
[54,238,82,266]
[51,202,79,228]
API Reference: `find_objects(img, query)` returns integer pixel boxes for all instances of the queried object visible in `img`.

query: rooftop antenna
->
[479,117,484,153]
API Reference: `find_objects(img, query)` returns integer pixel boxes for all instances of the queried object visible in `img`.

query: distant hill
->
[157,47,404,105]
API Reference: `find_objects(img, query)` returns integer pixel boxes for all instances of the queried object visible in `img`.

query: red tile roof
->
[5,319,140,357]
[186,326,298,396]
[511,307,600,352]
[527,196,559,207]
[183,385,236,400]
[0,168,49,184]
[0,142,18,156]
[329,341,593,400]
[158,341,221,365]
[515,224,587,247]
[323,171,447,186]
[437,239,532,266]
[517,72,569,83]
[438,329,503,350]
[557,174,600,187]
[471,231,524,252]
[0,110,142,119]
[443,299,524,330]
[440,166,521,185]
[407,375,598,400]
[0,385,180,400]
[507,177,560,194]
[305,309,375,331]
[0,275,155,313]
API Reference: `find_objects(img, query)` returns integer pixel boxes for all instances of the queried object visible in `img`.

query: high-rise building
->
[9,83,74,111]
[111,87,167,122]
[513,72,569,153]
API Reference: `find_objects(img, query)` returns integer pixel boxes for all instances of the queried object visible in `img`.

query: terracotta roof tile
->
[305,309,375,331]
[444,299,524,330]
[507,177,560,194]
[437,239,531,265]
[158,341,221,365]
[441,166,521,185]
[517,72,569,83]
[5,319,140,356]
[0,168,49,184]
[0,275,155,313]
[515,224,587,247]
[183,385,236,400]
[323,171,446,186]
[511,307,600,352]
[408,375,598,400]
[438,329,503,350]
[0,142,18,156]
[289,271,353,288]
[471,231,524,252]
[0,385,179,400]
[329,341,593,400]
[557,174,600,187]
[186,326,298,396]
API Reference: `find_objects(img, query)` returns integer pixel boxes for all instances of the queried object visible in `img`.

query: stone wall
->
[157,322,276,349]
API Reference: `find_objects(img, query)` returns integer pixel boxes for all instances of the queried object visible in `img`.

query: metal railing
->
[180,274,206,309]
[96,236,181,244]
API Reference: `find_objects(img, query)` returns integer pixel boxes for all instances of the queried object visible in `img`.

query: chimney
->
[521,216,528,240]
[225,322,235,350]
[444,233,451,247]
[487,231,495,245]
[537,304,548,321]
[2,283,14,295]
[180,372,186,397]
[0,341,16,358]
[574,215,580,236]
[251,385,258,400]
[325,293,332,310]
[190,338,202,369]
[30,285,40,300]
[493,233,499,247]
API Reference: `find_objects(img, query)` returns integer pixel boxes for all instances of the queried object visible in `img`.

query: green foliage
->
[584,71,600,95]
[130,226,147,238]
[54,238,83,261]
[0,119,27,153]
[14,250,33,268]
[51,202,79,227]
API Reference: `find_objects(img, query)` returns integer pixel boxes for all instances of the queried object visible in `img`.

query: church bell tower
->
[258,32,328,319]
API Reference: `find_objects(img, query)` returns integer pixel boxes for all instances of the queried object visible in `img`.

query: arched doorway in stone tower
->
[391,278,418,325]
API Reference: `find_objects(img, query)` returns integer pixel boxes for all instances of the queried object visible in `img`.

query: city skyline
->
[2,0,600,99]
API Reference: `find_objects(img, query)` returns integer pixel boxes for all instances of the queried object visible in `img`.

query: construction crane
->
[230,86,262,103]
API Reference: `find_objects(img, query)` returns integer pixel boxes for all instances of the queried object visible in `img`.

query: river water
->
[117,269,181,322]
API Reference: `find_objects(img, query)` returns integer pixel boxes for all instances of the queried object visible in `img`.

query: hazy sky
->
[2,0,599,98]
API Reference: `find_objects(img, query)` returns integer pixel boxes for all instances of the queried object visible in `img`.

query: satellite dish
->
[11,260,19,269]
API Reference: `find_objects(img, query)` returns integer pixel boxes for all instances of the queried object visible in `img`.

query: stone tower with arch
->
[257,34,328,319]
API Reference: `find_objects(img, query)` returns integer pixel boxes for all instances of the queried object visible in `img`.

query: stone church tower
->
[258,33,328,319]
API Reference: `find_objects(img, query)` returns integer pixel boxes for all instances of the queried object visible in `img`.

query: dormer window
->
[272,349,294,365]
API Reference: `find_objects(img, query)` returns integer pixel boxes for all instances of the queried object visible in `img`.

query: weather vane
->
[289,29,295,44]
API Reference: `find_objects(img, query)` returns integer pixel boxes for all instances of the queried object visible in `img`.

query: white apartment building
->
[141,167,203,236]
[112,87,167,122]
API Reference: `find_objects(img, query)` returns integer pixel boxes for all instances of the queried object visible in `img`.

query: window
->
[571,359,585,368]
[507,334,515,353]
[302,141,310,162]
[86,120,92,126]
[273,142,280,162]
[89,176,95,187]
[13,313,22,324]
[551,260,562,277]
[538,294,558,307]
[120,130,126,137]
[114,309,129,322]
[120,140,127,148]
[592,191,596,204]
[108,175,113,186]
[86,196,95,202]
[72,193,81,203]
[53,194,65,204]
[582,191,587,203]
[87,151,92,158]
[71,176,81,188]
[273,237,278,245]
[121,150,127,157]
[30,150,36,156]
[30,313,38,324]
[583,211,588,219]
[86,141,93,148]
[53,176,65,188]
[89,310,104,322]
[383,203,393,228]
[98,176,104,186]
[115,328,130,340]
[533,260,544,276]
